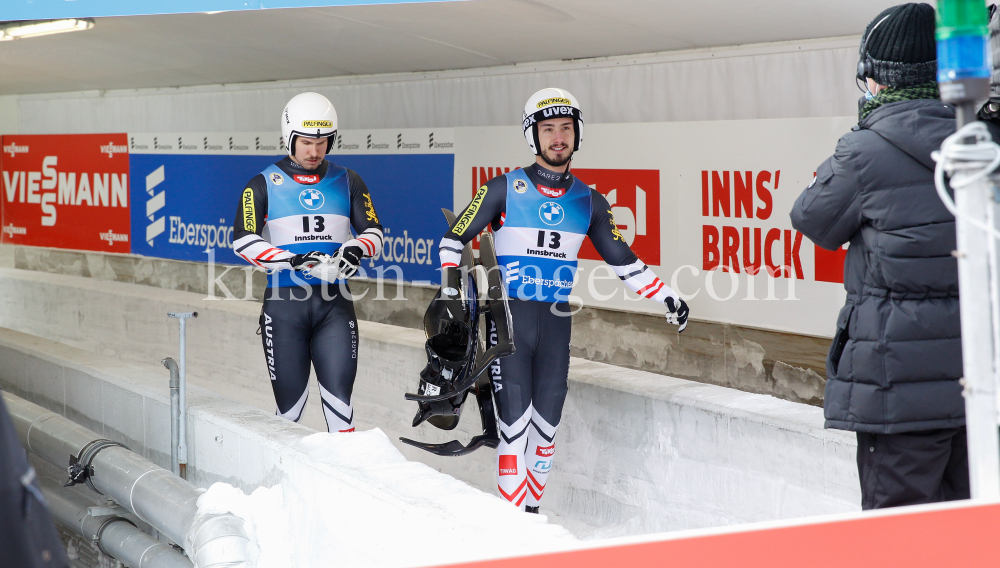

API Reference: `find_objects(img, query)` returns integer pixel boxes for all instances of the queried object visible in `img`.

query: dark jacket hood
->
[859,99,955,171]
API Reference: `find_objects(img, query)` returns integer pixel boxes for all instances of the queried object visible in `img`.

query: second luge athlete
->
[438,88,690,512]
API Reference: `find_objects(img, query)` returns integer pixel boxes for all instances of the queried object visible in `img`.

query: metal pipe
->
[938,0,1000,498]
[162,357,181,477]
[179,317,187,480]
[40,478,193,568]
[956,101,979,129]
[167,311,197,480]
[952,150,1000,499]
[4,392,251,567]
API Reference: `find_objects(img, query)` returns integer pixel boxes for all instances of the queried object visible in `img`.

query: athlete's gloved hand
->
[290,251,332,270]
[330,245,365,279]
[665,296,689,333]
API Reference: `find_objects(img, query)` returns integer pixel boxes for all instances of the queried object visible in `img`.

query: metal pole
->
[937,0,1000,498]
[167,311,197,480]
[4,392,251,566]
[952,144,1000,499]
[162,357,180,477]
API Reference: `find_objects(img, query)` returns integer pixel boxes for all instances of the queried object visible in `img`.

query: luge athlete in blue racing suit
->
[439,88,690,512]
[233,93,384,433]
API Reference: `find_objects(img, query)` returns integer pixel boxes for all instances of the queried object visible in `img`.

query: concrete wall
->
[2,244,832,406]
[0,331,577,567]
[0,267,859,536]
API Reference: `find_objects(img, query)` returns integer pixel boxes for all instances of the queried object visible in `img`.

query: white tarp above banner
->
[15,38,861,135]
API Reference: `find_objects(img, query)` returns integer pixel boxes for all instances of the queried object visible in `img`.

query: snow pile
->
[197,429,578,568]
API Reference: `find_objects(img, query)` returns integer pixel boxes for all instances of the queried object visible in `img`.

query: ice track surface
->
[196,429,578,568]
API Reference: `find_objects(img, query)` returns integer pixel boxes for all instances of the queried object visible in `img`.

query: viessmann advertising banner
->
[453,117,858,338]
[2,134,131,252]
[127,129,455,284]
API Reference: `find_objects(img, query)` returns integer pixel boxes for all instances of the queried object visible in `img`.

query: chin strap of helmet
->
[288,132,337,156]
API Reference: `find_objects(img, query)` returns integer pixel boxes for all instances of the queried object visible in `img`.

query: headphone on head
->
[857,10,897,84]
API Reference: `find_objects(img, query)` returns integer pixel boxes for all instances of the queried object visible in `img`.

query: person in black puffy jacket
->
[791,3,970,510]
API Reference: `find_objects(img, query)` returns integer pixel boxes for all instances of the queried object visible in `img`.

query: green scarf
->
[860,81,941,120]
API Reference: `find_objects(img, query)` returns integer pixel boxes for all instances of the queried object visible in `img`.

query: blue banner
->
[338,154,453,285]
[129,153,453,284]
[4,0,457,20]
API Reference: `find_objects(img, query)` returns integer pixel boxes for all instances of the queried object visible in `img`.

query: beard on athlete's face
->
[540,145,573,168]
[293,137,328,170]
[537,119,574,168]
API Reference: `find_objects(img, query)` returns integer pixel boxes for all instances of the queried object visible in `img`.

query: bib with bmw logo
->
[495,169,591,303]
[261,163,352,287]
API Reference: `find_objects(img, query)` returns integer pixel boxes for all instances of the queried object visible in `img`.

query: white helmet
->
[521,88,583,156]
[281,92,338,156]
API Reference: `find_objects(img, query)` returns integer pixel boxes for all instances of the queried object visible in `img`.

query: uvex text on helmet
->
[522,88,584,156]
[281,92,339,156]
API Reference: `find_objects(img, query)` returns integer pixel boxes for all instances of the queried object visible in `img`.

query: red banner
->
[1,134,130,252]
[575,168,660,266]
[815,244,847,283]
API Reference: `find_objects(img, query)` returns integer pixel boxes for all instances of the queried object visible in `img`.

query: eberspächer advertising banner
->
[129,135,454,284]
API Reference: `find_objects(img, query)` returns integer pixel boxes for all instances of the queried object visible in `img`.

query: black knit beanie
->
[860,3,937,87]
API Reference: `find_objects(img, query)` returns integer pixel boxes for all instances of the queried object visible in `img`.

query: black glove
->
[333,245,364,279]
[290,251,331,270]
[665,297,689,333]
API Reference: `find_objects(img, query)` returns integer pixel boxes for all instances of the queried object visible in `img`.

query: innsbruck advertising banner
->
[454,117,857,337]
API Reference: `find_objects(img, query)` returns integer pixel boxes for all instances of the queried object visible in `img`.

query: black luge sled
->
[399,369,500,456]
[403,230,513,404]
[399,209,513,456]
